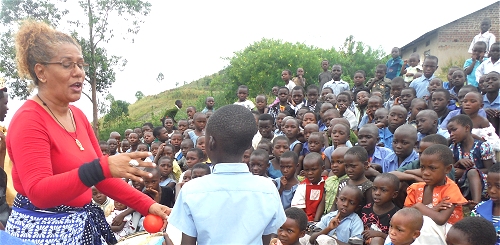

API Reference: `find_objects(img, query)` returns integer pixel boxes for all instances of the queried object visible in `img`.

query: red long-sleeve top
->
[6,100,154,215]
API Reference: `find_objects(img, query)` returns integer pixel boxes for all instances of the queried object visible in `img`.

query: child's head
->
[142,123,154,134]
[462,91,483,116]
[408,53,420,67]
[356,91,370,107]
[480,18,492,33]
[107,138,117,154]
[418,134,448,157]
[367,96,384,116]
[192,113,207,131]
[409,98,427,120]
[485,71,500,94]
[276,112,287,131]
[336,185,363,217]
[143,167,161,192]
[353,70,366,87]
[153,126,168,143]
[121,140,130,152]
[158,156,173,178]
[258,114,275,139]
[303,123,319,141]
[371,91,383,98]
[486,163,500,206]
[330,147,349,177]
[390,77,405,98]
[162,117,174,132]
[478,74,488,93]
[451,69,465,89]
[296,67,304,77]
[175,99,183,108]
[91,186,107,205]
[321,87,334,101]
[302,152,324,184]
[306,85,319,103]
[457,85,480,105]
[430,89,450,113]
[372,173,399,206]
[143,131,155,145]
[415,110,438,135]
[278,207,308,245]
[99,141,109,156]
[279,151,298,180]
[278,86,290,104]
[374,108,389,127]
[336,92,351,113]
[400,87,416,110]
[357,124,380,153]
[191,163,211,179]
[186,106,196,119]
[110,131,121,142]
[282,69,292,82]
[489,42,500,61]
[127,132,139,146]
[177,119,188,133]
[124,129,133,139]
[150,142,160,156]
[205,96,215,109]
[307,132,324,153]
[388,105,408,130]
[291,86,305,105]
[296,107,309,125]
[182,168,192,183]
[170,132,183,148]
[375,64,387,80]
[420,144,453,186]
[321,108,339,128]
[428,78,443,94]
[321,60,329,71]
[186,148,204,168]
[331,64,342,80]
[272,86,279,96]
[391,47,400,59]
[255,94,267,111]
[181,138,194,156]
[330,123,350,147]
[249,149,270,176]
[251,110,260,125]
[324,93,336,106]
[204,105,257,163]
[242,146,253,165]
[388,208,423,245]
[301,111,318,128]
[447,114,473,144]
[283,118,300,140]
[237,85,249,102]
[393,125,417,158]
[136,143,149,153]
[272,136,290,160]
[114,200,127,211]
[446,216,497,245]
[257,138,273,156]
[196,135,206,158]
[472,41,487,60]
[422,55,438,79]
[344,146,369,181]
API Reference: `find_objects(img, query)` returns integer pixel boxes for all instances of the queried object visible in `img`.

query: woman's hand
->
[149,203,172,230]
[107,152,156,183]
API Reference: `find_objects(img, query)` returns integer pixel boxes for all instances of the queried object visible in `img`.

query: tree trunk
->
[88,0,99,139]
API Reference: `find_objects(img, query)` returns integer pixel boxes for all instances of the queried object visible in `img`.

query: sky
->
[2,0,498,126]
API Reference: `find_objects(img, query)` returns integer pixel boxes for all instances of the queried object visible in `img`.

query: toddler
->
[402,53,422,84]
[384,208,423,245]
[106,200,134,240]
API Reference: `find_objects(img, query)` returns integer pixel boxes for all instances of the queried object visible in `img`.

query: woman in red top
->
[4,20,170,244]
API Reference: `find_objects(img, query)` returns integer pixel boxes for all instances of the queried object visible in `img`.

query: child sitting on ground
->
[464,90,500,151]
[273,151,300,210]
[361,173,400,245]
[359,96,384,129]
[270,136,289,178]
[447,217,497,245]
[384,208,423,245]
[272,207,308,245]
[249,149,270,177]
[399,88,416,113]
[299,123,320,157]
[106,200,135,240]
[291,153,327,222]
[439,85,488,129]
[309,185,363,245]
[324,147,350,215]
[405,144,467,244]
[471,163,500,244]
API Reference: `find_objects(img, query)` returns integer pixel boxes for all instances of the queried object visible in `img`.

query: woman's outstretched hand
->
[107,152,156,183]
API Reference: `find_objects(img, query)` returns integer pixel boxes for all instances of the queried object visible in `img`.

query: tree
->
[135,90,144,101]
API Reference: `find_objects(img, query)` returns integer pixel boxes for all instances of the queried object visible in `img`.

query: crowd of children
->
[87,20,500,245]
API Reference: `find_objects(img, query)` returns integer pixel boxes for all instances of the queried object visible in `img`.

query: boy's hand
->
[432,196,452,211]
[456,159,474,168]
[157,143,166,155]
[375,122,385,129]
[485,108,500,118]
[362,230,385,240]
[144,187,160,202]
[279,176,287,190]
[393,97,401,105]
[328,214,341,230]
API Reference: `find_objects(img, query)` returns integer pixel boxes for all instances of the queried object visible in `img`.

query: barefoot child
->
[273,151,300,210]
[324,147,349,214]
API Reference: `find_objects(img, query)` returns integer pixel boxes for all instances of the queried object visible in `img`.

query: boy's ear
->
[299,230,306,238]
[392,190,399,199]
[208,136,216,152]
[363,161,370,170]
[412,230,421,240]
[445,164,452,174]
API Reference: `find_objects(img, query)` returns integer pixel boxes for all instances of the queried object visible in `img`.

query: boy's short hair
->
[368,95,384,105]
[345,146,368,162]
[258,113,274,122]
[143,122,154,128]
[460,85,480,93]
[424,55,439,64]
[337,91,352,102]
[375,173,400,191]
[188,148,204,159]
[489,162,500,173]
[421,134,448,146]
[280,151,298,163]
[410,98,426,107]
[292,86,305,94]
[473,41,488,50]
[206,105,257,156]
[303,111,318,121]
[451,217,496,245]
[376,64,387,71]
[138,143,149,149]
[322,87,333,93]
[448,115,473,132]
[284,207,308,231]
[303,152,324,166]
[151,142,161,147]
[421,144,454,166]
[175,100,182,106]
[238,85,249,91]
[391,77,405,87]
[396,208,423,230]
[273,135,290,146]
[306,84,319,93]
[256,94,267,100]
[144,167,160,178]
[279,86,290,93]
[163,143,175,152]
[99,141,108,146]
[431,88,450,100]
[283,69,292,76]
[158,156,173,164]
[251,149,270,162]
[339,185,363,204]
[153,126,165,138]
[354,70,366,77]
[181,138,194,147]
[402,87,417,96]
[192,163,211,175]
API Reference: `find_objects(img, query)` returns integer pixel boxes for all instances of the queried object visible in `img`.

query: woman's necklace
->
[36,94,85,151]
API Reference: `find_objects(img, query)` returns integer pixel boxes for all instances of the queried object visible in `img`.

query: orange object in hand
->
[143,214,164,233]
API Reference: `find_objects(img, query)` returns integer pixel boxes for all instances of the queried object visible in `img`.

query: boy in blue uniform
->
[386,47,404,80]
[169,105,286,245]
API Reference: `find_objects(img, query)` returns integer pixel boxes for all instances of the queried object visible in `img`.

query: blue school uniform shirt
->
[323,142,354,161]
[169,163,286,245]
[417,128,450,142]
[464,57,488,87]
[383,150,419,173]
[267,160,283,179]
[439,108,488,129]
[378,127,394,151]
[316,210,363,243]
[370,146,394,166]
[274,177,298,210]
[358,114,374,130]
[471,199,500,244]
[410,74,435,98]
[483,93,500,110]
[386,57,403,80]
[159,178,175,187]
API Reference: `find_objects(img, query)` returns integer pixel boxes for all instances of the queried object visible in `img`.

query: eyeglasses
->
[43,59,89,72]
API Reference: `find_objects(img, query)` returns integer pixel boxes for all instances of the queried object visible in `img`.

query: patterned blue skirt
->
[5,194,117,245]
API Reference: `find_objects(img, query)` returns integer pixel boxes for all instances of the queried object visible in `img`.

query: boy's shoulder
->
[472,199,495,219]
